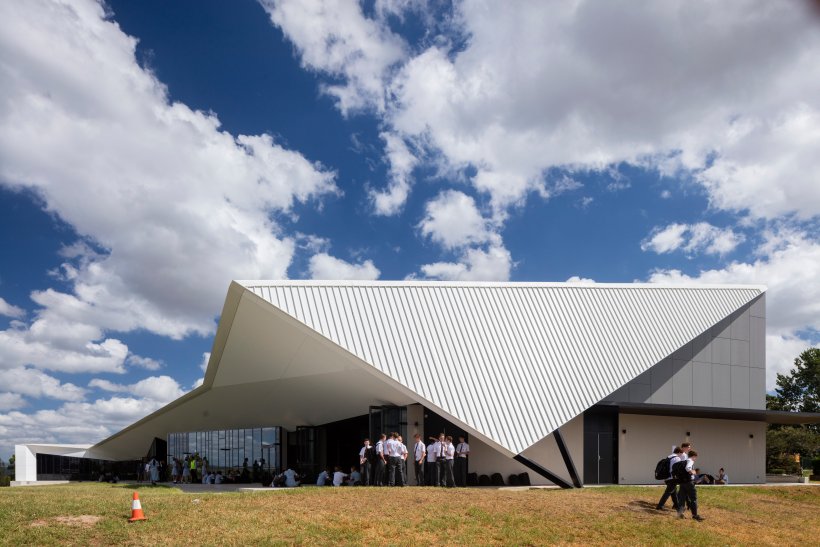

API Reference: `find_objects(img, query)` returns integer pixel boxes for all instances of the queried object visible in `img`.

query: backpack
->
[654,456,672,480]
[671,460,690,482]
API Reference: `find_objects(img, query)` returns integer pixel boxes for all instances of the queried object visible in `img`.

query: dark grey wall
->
[603,294,765,410]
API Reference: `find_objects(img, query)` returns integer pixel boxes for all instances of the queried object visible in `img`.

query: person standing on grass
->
[443,436,456,487]
[398,435,408,487]
[426,437,439,486]
[359,438,374,486]
[386,432,402,487]
[676,450,704,521]
[375,433,387,486]
[413,433,426,486]
[656,447,684,510]
[455,436,470,487]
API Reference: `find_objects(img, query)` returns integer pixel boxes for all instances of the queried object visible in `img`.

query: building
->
[14,280,820,486]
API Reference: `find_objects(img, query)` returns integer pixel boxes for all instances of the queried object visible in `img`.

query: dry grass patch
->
[0,483,818,546]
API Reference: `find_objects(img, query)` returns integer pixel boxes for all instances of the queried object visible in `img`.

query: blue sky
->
[1,0,819,459]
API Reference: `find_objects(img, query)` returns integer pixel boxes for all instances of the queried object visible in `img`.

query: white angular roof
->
[239,281,764,455]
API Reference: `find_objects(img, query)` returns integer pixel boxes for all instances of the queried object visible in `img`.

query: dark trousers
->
[414,459,425,486]
[426,461,438,486]
[677,482,698,516]
[398,458,406,486]
[454,457,467,487]
[658,479,679,509]
[374,459,386,486]
[387,456,401,486]
[361,461,371,486]
[437,458,447,486]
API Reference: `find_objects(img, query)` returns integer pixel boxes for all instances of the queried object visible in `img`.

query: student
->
[332,466,348,487]
[413,433,426,486]
[375,434,387,486]
[656,447,683,510]
[715,468,729,485]
[316,467,330,486]
[359,439,374,486]
[398,435,408,487]
[443,436,456,488]
[283,467,299,487]
[349,465,362,486]
[435,433,448,486]
[426,437,439,486]
[386,432,402,487]
[676,450,704,521]
[455,436,470,487]
[214,471,223,485]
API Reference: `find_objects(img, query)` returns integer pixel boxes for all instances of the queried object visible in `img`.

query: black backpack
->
[671,460,690,482]
[654,456,672,480]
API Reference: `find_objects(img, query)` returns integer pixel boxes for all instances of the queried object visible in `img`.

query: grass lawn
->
[1,483,818,546]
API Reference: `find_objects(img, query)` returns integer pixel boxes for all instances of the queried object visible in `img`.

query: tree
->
[8,454,14,470]
[770,348,820,414]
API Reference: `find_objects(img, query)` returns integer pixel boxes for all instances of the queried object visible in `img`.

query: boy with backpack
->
[655,446,684,510]
[673,450,704,521]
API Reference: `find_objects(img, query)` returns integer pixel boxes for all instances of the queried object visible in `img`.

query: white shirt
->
[375,440,385,458]
[400,443,408,459]
[283,469,298,487]
[456,442,470,458]
[426,443,438,463]
[444,442,456,460]
[414,441,426,462]
[350,470,361,484]
[360,445,370,463]
[667,453,681,475]
[386,438,402,457]
[332,471,347,486]
[316,470,329,486]
[214,474,223,484]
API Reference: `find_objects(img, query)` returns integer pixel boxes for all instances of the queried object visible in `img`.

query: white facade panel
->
[240,281,763,455]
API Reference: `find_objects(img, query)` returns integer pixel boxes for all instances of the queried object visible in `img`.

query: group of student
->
[357,432,470,487]
[656,441,728,521]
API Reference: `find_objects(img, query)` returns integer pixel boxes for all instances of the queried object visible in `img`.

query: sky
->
[1,0,819,460]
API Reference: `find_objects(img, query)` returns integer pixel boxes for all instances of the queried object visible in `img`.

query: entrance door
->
[369,406,407,442]
[583,407,618,484]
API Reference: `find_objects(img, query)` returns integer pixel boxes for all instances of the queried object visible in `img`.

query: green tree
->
[8,454,14,470]
[770,348,820,414]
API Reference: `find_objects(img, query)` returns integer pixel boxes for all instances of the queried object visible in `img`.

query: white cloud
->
[420,245,512,281]
[260,0,407,115]
[0,0,337,374]
[418,190,494,249]
[125,354,162,371]
[271,0,820,222]
[0,367,86,402]
[199,352,211,373]
[88,375,184,402]
[370,132,418,215]
[641,222,744,256]
[765,333,817,394]
[0,297,24,319]
[0,392,25,412]
[308,253,381,280]
[647,227,820,389]
[566,276,596,284]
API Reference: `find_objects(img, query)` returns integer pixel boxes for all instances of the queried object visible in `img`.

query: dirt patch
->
[30,515,102,528]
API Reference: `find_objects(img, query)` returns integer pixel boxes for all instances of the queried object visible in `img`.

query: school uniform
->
[677,459,700,518]
[359,444,373,486]
[399,442,408,486]
[455,441,470,487]
[433,441,448,486]
[414,441,426,486]
[374,440,386,486]
[426,443,439,486]
[656,453,681,510]
[386,438,402,487]
[443,442,456,487]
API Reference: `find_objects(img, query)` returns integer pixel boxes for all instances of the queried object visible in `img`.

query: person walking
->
[656,447,683,510]
[676,450,704,521]
[148,457,159,485]
[455,436,470,487]
[413,434,426,486]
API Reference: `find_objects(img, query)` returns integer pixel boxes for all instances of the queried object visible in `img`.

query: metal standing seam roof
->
[238,281,764,455]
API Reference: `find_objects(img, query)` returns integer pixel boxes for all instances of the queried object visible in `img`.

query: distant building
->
[14,281,820,486]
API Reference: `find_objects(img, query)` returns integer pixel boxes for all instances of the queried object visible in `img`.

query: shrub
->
[813,458,820,476]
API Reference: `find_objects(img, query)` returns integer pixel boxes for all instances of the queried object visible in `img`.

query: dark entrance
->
[287,414,369,482]
[369,405,407,442]
[583,406,618,484]
[423,407,467,443]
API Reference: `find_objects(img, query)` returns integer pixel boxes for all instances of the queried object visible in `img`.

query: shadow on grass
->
[626,499,664,515]
[112,482,175,490]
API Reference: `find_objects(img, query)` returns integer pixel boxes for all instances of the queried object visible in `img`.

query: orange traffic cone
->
[128,491,147,522]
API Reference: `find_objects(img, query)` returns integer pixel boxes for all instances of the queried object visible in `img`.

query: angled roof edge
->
[91,281,246,451]
[238,279,768,292]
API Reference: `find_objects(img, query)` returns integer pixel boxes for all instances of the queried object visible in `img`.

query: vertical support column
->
[513,454,573,489]
[553,429,583,488]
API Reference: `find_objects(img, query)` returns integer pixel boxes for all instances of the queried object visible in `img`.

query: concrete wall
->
[469,415,583,486]
[618,414,765,484]
[603,295,766,410]
[405,404,424,485]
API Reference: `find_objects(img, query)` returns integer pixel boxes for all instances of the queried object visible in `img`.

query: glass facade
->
[167,427,282,472]
[36,453,140,481]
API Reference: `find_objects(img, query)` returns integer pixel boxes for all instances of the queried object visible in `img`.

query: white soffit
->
[238,281,763,455]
